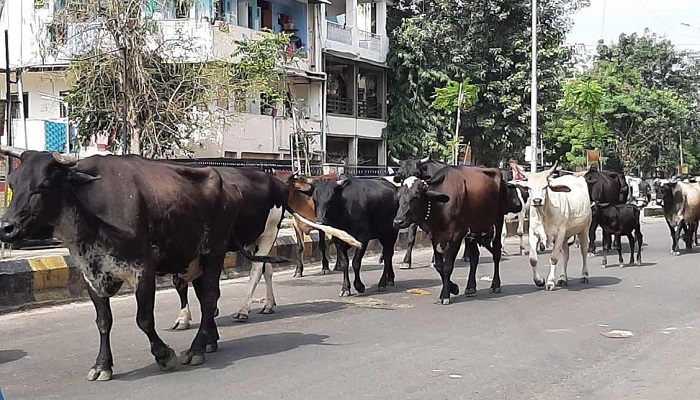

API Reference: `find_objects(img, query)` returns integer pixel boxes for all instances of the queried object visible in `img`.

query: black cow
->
[0,148,288,381]
[387,154,449,268]
[393,167,508,305]
[172,168,361,327]
[591,202,643,267]
[577,169,629,253]
[654,178,700,254]
[299,176,399,296]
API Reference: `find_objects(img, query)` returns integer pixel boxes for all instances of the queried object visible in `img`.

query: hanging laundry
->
[44,121,67,152]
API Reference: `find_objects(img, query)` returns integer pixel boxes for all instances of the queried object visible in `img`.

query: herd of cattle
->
[0,146,695,382]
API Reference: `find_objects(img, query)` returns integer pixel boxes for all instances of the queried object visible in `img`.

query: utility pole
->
[453,81,464,165]
[122,47,129,155]
[530,0,538,172]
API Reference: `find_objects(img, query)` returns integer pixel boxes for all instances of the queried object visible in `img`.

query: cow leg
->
[378,234,398,290]
[626,233,635,266]
[171,275,192,331]
[636,228,643,264]
[135,268,178,372]
[500,220,509,257]
[529,228,545,287]
[461,237,470,262]
[436,241,460,305]
[232,261,263,322]
[333,241,343,272]
[378,253,384,265]
[545,235,566,291]
[464,241,480,296]
[673,220,684,256]
[616,234,624,267]
[260,263,276,314]
[350,243,368,294]
[491,222,504,293]
[588,219,596,254]
[182,255,222,366]
[319,231,331,275]
[293,225,305,278]
[85,280,122,382]
[557,239,571,287]
[401,224,418,269]
[336,241,352,296]
[578,230,590,283]
[601,231,609,267]
[516,215,526,256]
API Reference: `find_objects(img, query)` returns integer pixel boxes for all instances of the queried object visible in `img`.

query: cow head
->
[389,153,433,184]
[393,176,450,229]
[298,178,350,224]
[654,179,676,207]
[508,162,570,208]
[0,149,100,242]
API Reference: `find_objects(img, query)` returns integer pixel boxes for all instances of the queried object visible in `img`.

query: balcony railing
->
[358,100,382,119]
[327,21,352,45]
[327,96,354,115]
[358,30,381,52]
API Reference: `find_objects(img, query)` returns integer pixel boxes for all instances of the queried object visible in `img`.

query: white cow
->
[510,163,592,290]
[502,186,530,256]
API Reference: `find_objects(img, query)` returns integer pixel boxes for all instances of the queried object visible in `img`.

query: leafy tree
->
[387,0,589,164]
[44,0,294,157]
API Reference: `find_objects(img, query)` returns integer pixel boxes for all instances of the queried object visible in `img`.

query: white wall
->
[327,115,385,139]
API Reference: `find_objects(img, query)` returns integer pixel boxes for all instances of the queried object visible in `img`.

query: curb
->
[0,229,433,313]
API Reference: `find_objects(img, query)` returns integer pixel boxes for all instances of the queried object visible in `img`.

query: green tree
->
[387,0,589,164]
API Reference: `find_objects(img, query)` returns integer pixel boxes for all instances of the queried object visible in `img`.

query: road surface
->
[1,218,699,400]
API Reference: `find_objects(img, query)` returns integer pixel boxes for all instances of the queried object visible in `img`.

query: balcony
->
[327,95,354,116]
[358,30,381,52]
[322,0,388,64]
[327,21,352,45]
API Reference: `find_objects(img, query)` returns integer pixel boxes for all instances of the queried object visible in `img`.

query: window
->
[326,60,354,116]
[326,137,350,164]
[59,91,70,118]
[357,2,376,34]
[9,93,29,120]
[357,68,382,119]
[358,139,379,165]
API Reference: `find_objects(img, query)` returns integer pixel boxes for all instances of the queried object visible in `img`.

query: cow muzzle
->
[393,217,410,230]
[532,198,543,207]
[0,219,22,242]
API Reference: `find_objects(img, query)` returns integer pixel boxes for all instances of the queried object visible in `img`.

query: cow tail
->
[230,234,291,264]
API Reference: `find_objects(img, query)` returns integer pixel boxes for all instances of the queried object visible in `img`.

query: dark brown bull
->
[392,167,508,305]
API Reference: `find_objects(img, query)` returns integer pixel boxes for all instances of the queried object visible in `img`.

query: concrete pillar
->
[347,0,358,54]
[376,0,387,37]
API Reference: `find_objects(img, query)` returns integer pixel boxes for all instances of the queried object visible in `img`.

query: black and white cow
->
[299,176,399,296]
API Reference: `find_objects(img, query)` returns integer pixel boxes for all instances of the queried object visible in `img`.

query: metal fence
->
[168,158,389,177]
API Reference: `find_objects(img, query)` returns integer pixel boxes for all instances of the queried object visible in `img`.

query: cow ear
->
[426,190,450,203]
[67,168,101,186]
[427,173,445,186]
[549,184,572,193]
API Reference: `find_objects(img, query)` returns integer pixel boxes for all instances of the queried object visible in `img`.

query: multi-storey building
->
[0,0,389,169]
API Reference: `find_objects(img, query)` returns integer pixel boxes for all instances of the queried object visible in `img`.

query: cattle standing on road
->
[393,166,508,305]
[299,177,399,296]
[0,148,292,381]
[510,164,592,290]
[575,169,628,254]
[172,168,360,327]
[273,171,339,278]
[388,154,449,269]
[591,202,643,267]
[655,178,700,255]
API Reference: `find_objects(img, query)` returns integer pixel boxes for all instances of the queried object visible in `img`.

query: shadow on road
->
[117,332,331,381]
[0,349,27,365]
[218,300,351,327]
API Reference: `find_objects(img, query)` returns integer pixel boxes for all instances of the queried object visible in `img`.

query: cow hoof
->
[673,251,681,256]
[340,290,351,297]
[490,287,501,294]
[450,282,460,296]
[170,320,190,331]
[465,287,477,296]
[461,257,468,263]
[232,313,249,322]
[354,283,366,294]
[259,307,275,315]
[157,347,179,371]
[377,286,387,292]
[87,365,113,382]
[293,271,303,278]
[438,298,451,305]
[619,263,625,268]
[398,263,411,270]
[557,279,568,287]
[321,268,331,275]
[539,243,546,252]
[534,279,545,287]
[181,351,206,366]
[205,342,219,353]
[580,276,589,284]
[545,282,556,291]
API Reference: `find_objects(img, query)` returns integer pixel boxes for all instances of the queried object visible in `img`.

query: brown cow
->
[274,171,339,277]
[392,166,508,305]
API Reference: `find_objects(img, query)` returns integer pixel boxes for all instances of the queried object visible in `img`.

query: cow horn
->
[420,155,430,163]
[546,161,558,176]
[388,152,400,165]
[52,152,78,166]
[0,146,27,159]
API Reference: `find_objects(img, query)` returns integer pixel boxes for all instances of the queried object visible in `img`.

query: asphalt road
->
[1,217,700,400]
